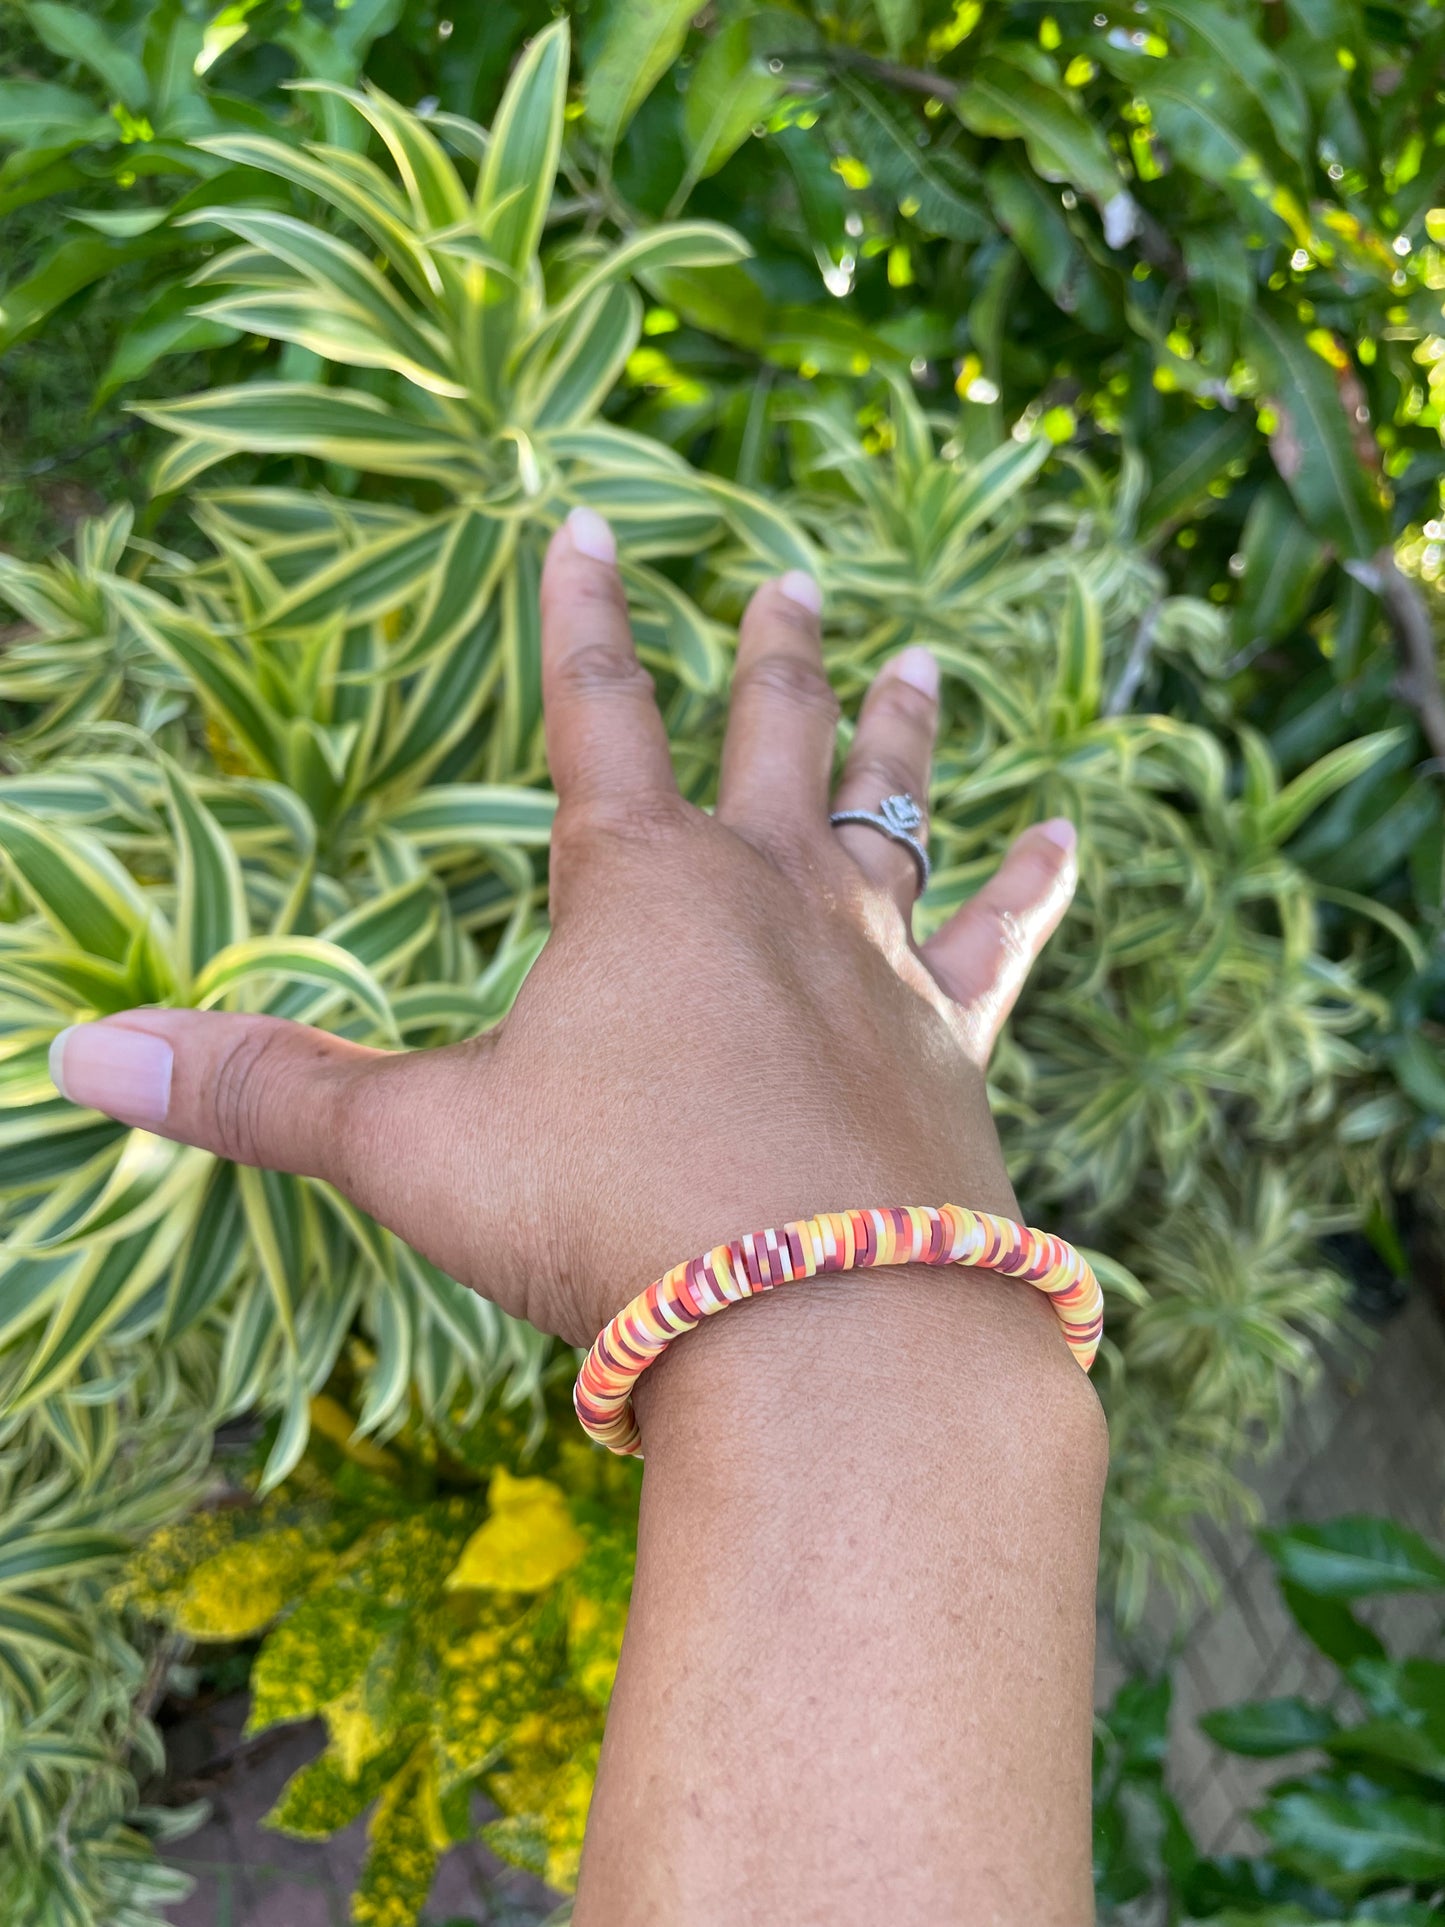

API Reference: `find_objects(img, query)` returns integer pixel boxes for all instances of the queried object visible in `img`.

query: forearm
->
[575,1268,1108,1925]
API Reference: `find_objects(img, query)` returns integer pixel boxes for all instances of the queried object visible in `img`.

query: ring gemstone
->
[879,793,923,834]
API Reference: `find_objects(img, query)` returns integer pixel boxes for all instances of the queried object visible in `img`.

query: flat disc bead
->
[573,1205,1104,1454]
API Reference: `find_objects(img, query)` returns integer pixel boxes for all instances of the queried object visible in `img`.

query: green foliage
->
[0,1351,213,1926]
[120,1406,639,1915]
[0,3,1441,1920]
[1095,1513,1445,1923]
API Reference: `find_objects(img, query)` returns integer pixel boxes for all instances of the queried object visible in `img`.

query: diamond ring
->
[829,791,930,892]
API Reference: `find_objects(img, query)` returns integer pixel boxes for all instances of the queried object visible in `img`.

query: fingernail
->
[888,645,939,699]
[565,505,616,565]
[1039,817,1077,853]
[49,1023,174,1125]
[777,569,823,615]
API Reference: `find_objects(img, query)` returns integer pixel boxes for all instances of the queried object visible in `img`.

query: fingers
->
[921,820,1078,1055]
[540,508,679,819]
[831,646,940,914]
[716,572,839,850]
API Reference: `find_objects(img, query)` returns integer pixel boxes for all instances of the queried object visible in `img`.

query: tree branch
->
[1355,551,1445,771]
[0,420,141,483]
[777,44,961,102]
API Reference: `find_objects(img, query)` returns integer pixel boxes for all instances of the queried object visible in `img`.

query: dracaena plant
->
[123,20,789,704]
[0,509,187,758]
[0,763,549,1498]
[0,1349,216,1927]
[0,432,1406,1922]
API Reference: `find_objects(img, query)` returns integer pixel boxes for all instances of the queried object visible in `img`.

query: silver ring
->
[829,791,930,892]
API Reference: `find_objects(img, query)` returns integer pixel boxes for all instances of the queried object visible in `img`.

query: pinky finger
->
[922,819,1078,1056]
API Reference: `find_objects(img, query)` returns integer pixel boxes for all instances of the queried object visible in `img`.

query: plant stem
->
[1365,550,1445,770]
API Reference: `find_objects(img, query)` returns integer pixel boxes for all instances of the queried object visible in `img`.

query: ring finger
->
[831,645,940,916]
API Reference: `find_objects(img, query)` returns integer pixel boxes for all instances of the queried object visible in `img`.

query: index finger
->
[539,508,679,815]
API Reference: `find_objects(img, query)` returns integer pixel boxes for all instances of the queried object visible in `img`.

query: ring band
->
[830,791,930,891]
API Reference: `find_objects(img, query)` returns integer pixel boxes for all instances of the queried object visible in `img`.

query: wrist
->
[629,1258,1107,1467]
[560,1146,1025,1351]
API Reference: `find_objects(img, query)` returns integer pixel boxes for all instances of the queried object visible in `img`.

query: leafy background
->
[0,1,1441,1921]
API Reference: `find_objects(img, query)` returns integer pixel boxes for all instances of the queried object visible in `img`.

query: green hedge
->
[0,5,1440,1923]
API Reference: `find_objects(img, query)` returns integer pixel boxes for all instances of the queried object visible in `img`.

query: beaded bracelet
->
[573,1204,1103,1455]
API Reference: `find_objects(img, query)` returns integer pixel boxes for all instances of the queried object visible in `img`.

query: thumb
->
[921,818,1078,1057]
[49,1008,520,1312]
[50,1009,383,1177]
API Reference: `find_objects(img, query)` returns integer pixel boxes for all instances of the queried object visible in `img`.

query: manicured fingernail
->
[49,1023,173,1125]
[565,505,616,565]
[1039,817,1077,853]
[888,645,939,699]
[777,569,823,614]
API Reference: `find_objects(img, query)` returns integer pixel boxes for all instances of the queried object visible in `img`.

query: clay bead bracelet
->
[573,1203,1103,1455]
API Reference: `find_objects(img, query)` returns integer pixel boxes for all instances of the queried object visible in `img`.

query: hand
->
[49,508,1078,1354]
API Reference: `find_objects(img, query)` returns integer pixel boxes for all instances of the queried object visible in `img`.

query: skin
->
[50,512,1108,1924]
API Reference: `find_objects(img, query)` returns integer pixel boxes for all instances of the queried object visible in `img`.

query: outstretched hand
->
[50,509,1077,1355]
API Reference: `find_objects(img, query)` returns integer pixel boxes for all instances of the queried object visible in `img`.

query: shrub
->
[0,9,1437,1923]
[118,1399,638,1913]
[1095,1513,1445,1922]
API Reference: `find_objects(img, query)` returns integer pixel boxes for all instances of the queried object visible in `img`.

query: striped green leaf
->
[479,17,569,273]
[701,476,817,574]
[15,1134,208,1256]
[12,1211,192,1410]
[162,761,250,986]
[301,83,470,232]
[133,384,476,483]
[261,513,456,634]
[0,1529,130,1594]
[364,604,500,796]
[525,284,642,432]
[517,221,750,365]
[381,786,557,853]
[0,809,151,964]
[238,1165,305,1347]
[384,511,510,677]
[190,292,468,400]
[105,577,288,777]
[216,1271,282,1416]
[178,207,456,388]
[0,1597,90,1660]
[624,560,728,692]
[260,1368,314,1493]
[1048,574,1103,737]
[939,436,1052,546]
[192,937,398,1040]
[1268,730,1407,848]
[160,1162,244,1340]
[193,135,438,302]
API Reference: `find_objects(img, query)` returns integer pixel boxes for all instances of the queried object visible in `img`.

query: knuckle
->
[976,898,1032,968]
[555,641,654,704]
[553,791,686,854]
[870,678,934,728]
[211,1020,296,1166]
[738,652,840,722]
[556,562,630,623]
[845,750,922,803]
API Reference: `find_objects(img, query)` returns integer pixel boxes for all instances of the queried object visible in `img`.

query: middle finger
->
[716,572,841,855]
